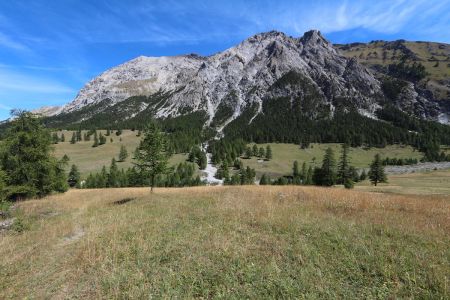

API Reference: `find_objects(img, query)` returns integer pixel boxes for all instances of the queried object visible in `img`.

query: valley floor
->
[1,186,449,298]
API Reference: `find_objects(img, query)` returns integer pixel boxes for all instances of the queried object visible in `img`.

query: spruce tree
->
[259,174,268,185]
[52,132,59,144]
[0,110,68,199]
[337,144,351,185]
[293,161,299,177]
[134,121,168,192]
[259,147,265,158]
[76,129,82,142]
[360,169,367,181]
[369,154,387,186]
[106,128,111,136]
[198,151,207,170]
[319,147,337,186]
[245,146,253,159]
[252,144,258,156]
[99,133,106,145]
[61,133,65,142]
[118,145,128,162]
[265,145,272,160]
[305,166,313,185]
[108,158,119,187]
[301,162,307,182]
[92,131,99,147]
[67,164,81,188]
[70,132,76,144]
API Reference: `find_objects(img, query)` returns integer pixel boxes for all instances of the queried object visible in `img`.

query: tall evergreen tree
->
[319,147,337,186]
[61,133,65,142]
[258,147,265,158]
[369,154,387,186]
[259,173,269,185]
[108,158,119,187]
[118,145,128,162]
[305,166,313,185]
[67,164,81,188]
[52,132,59,144]
[70,132,76,144]
[252,144,259,156]
[337,144,351,185]
[265,145,272,160]
[134,121,168,192]
[92,131,99,147]
[0,110,68,199]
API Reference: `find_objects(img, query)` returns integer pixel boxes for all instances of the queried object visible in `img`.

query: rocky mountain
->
[41,30,450,132]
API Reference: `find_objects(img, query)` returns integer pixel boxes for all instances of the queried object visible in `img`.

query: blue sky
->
[0,0,449,120]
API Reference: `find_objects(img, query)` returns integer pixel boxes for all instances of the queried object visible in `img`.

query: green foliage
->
[387,60,427,82]
[369,154,387,186]
[134,121,169,191]
[0,110,68,200]
[188,146,207,170]
[337,144,351,185]
[381,77,407,101]
[118,145,128,162]
[259,173,269,185]
[68,165,81,188]
[315,147,337,186]
[265,145,272,160]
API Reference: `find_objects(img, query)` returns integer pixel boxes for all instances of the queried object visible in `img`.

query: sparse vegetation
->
[0,186,448,298]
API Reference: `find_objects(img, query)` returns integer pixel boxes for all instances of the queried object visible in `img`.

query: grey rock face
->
[46,30,431,127]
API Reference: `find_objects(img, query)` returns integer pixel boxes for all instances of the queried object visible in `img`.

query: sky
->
[0,0,449,120]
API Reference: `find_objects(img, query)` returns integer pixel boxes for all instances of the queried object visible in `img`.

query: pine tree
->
[106,128,111,136]
[293,160,299,177]
[360,169,367,181]
[99,133,106,145]
[134,121,168,192]
[198,151,207,170]
[118,145,128,162]
[244,146,252,159]
[305,166,313,185]
[70,132,76,144]
[252,144,258,156]
[92,131,99,147]
[116,128,122,136]
[369,154,387,186]
[0,110,68,199]
[259,173,268,185]
[259,147,265,158]
[301,162,307,182]
[319,147,337,186]
[337,144,351,185]
[265,145,272,160]
[61,133,65,142]
[52,132,59,144]
[108,158,119,187]
[76,129,82,141]
[67,164,81,188]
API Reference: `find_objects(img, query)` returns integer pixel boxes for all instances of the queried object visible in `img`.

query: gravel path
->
[384,162,450,174]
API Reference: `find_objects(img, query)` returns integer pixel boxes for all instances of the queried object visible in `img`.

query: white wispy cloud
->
[0,31,29,51]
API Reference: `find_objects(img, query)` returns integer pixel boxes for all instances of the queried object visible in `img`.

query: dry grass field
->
[1,186,449,298]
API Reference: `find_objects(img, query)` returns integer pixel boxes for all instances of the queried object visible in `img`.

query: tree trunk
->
[150,175,154,192]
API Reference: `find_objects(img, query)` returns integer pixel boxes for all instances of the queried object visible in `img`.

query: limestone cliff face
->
[39,30,444,127]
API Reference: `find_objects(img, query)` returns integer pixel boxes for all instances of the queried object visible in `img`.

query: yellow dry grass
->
[1,186,449,298]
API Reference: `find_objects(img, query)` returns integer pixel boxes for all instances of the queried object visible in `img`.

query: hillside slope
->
[41,30,449,130]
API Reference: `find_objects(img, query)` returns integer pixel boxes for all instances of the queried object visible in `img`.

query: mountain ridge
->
[36,30,449,131]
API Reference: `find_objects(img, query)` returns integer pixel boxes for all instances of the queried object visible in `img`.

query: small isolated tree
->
[360,169,367,181]
[118,145,128,162]
[265,145,272,160]
[67,164,80,188]
[259,173,269,185]
[134,121,168,192]
[369,154,387,186]
[61,133,65,142]
[70,132,76,144]
[99,133,106,145]
[52,132,59,144]
[92,131,99,147]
